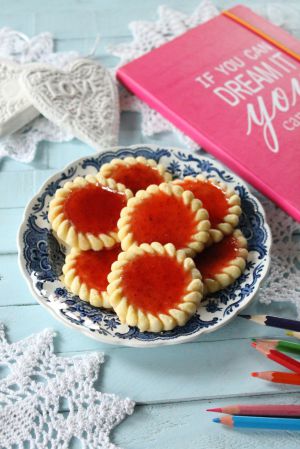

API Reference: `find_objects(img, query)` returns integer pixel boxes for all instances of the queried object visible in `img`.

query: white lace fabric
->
[0,28,78,163]
[257,196,300,313]
[0,325,134,448]
[109,0,219,148]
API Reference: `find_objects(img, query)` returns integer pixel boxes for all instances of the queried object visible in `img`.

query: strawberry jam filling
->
[121,253,191,315]
[130,191,198,248]
[177,179,229,228]
[75,246,121,292]
[194,235,239,279]
[109,162,164,194]
[64,183,127,234]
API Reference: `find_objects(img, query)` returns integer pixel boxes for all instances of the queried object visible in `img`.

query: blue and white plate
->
[18,145,271,347]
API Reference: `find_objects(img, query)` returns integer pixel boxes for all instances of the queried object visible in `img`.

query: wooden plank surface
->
[0,302,297,403]
[1,1,300,448]
[114,394,300,449]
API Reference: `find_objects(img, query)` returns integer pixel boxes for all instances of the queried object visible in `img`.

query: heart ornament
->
[20,58,119,150]
[0,58,39,136]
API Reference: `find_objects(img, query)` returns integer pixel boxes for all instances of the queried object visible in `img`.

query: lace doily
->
[108,0,219,149]
[0,28,78,163]
[256,195,300,314]
[0,325,134,448]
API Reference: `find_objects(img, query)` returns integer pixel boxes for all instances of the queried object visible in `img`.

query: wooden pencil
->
[207,404,300,416]
[286,331,300,340]
[252,342,300,373]
[253,339,300,355]
[252,371,300,385]
[213,415,300,430]
[239,314,300,332]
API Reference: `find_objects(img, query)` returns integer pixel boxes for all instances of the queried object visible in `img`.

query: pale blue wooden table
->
[1,0,300,447]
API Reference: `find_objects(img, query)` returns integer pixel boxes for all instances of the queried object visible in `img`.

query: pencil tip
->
[251,372,258,377]
[252,338,256,342]
[238,314,251,319]
[213,418,221,423]
[286,331,293,336]
[207,408,221,412]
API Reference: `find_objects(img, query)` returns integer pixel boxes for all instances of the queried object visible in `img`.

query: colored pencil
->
[213,415,300,430]
[239,314,300,332]
[286,331,300,340]
[252,339,300,356]
[207,404,300,416]
[252,342,300,373]
[252,371,300,385]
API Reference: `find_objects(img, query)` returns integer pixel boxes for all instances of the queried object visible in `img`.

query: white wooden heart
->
[20,58,119,150]
[0,59,39,137]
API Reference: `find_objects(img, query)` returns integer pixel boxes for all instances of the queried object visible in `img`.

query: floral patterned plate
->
[18,145,271,347]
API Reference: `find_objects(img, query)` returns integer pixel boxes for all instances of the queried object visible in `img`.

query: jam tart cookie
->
[48,174,133,251]
[173,175,241,243]
[107,242,203,332]
[100,156,172,194]
[194,229,248,295]
[117,183,211,255]
[62,245,121,308]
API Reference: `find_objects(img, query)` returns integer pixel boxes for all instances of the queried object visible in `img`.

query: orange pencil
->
[252,371,300,385]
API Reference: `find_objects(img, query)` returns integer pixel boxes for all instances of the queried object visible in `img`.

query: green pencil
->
[252,338,300,355]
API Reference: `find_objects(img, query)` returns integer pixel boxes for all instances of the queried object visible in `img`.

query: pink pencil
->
[207,404,300,417]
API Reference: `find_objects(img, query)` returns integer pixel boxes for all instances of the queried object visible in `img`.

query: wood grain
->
[0,1,299,447]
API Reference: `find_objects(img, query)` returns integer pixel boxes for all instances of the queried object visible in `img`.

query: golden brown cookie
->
[100,156,172,194]
[117,183,211,255]
[62,245,121,308]
[194,229,248,294]
[173,175,241,243]
[48,174,132,250]
[107,242,203,332]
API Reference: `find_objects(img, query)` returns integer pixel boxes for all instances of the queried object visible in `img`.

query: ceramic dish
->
[18,145,271,347]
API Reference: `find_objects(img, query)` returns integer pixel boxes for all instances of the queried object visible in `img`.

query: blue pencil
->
[213,415,300,430]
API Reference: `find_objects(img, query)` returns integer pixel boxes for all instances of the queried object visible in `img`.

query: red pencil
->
[252,371,300,385]
[252,342,300,374]
[207,404,300,416]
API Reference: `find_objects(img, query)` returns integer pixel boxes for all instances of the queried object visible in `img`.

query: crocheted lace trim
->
[0,325,134,448]
[108,0,219,149]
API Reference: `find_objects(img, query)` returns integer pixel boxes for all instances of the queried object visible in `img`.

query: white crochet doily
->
[108,0,219,149]
[109,1,300,312]
[0,28,78,163]
[0,325,134,448]
[257,195,300,314]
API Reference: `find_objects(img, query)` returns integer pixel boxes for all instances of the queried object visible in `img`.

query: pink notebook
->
[117,5,300,222]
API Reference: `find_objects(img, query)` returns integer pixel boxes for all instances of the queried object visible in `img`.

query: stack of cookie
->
[48,156,248,333]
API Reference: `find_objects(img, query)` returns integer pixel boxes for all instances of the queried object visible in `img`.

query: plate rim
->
[17,144,272,348]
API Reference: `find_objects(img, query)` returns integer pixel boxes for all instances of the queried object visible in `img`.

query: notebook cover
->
[117,5,300,221]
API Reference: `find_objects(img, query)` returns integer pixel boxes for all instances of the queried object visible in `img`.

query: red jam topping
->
[75,246,121,292]
[177,179,229,228]
[194,236,239,279]
[130,191,198,248]
[109,162,164,194]
[122,253,191,315]
[64,183,127,234]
